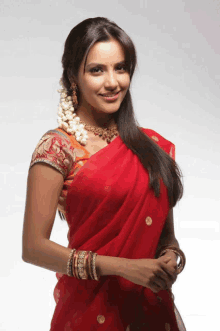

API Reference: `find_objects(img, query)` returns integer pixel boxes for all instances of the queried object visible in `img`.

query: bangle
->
[84,251,89,280]
[75,250,80,279]
[156,245,186,274]
[88,251,94,280]
[78,250,87,279]
[67,248,100,281]
[67,248,76,277]
[92,253,100,281]
[72,250,77,278]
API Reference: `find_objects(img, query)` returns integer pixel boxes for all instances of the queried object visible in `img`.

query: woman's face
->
[75,38,130,116]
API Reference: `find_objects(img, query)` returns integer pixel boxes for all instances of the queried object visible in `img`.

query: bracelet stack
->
[155,245,186,274]
[67,248,100,280]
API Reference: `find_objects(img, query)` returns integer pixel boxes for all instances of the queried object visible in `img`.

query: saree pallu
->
[50,128,181,331]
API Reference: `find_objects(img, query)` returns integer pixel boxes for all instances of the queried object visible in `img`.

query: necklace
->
[57,79,119,145]
[80,120,119,144]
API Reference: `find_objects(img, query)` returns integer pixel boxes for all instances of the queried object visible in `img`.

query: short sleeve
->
[29,131,76,180]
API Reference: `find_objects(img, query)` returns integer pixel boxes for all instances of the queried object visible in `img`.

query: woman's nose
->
[104,71,118,88]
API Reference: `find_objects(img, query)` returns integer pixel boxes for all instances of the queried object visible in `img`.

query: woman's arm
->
[155,208,179,261]
[22,163,124,277]
[22,162,72,274]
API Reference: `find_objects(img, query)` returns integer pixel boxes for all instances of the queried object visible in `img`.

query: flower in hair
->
[57,79,88,145]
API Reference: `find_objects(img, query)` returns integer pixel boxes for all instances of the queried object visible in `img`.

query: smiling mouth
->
[100,91,121,97]
[99,91,120,101]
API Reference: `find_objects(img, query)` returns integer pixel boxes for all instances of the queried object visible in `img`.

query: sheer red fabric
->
[49,127,181,330]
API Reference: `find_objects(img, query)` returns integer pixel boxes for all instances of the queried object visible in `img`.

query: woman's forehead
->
[82,40,125,69]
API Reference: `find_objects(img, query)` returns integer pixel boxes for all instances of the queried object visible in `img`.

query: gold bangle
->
[77,250,88,279]
[72,250,77,278]
[88,251,94,280]
[75,250,80,279]
[68,249,100,280]
[83,251,89,280]
[92,253,100,281]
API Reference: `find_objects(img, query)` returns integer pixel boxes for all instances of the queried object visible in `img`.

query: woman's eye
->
[117,65,126,71]
[90,67,102,73]
[90,65,127,74]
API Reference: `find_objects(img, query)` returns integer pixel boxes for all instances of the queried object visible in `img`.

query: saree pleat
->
[50,128,182,331]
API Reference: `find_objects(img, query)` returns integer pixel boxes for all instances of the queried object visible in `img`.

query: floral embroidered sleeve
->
[29,131,76,180]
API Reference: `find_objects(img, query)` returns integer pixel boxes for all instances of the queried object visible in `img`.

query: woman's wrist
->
[95,255,128,277]
[160,250,178,261]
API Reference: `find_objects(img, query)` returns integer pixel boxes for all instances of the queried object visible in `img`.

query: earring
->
[71,81,78,105]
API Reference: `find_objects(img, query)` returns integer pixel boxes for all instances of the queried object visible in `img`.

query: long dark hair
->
[58,17,183,221]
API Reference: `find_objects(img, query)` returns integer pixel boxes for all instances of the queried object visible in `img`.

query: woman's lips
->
[99,91,120,101]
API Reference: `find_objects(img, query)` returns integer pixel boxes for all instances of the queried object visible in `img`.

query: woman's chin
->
[92,103,121,114]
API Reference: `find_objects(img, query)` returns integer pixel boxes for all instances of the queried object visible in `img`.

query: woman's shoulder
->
[29,127,76,179]
[140,127,173,145]
[38,127,71,142]
[140,127,175,159]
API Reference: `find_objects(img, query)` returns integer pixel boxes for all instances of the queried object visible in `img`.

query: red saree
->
[50,128,182,331]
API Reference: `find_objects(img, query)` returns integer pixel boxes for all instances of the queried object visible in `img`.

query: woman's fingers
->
[154,259,177,290]
[158,268,174,289]
[160,261,176,280]
[151,281,163,293]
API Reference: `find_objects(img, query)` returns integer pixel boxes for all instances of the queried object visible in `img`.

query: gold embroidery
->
[97,315,105,324]
[74,148,85,157]
[29,132,76,179]
[145,216,153,226]
[152,135,159,142]
[29,159,66,178]
[169,147,173,157]
[169,145,175,160]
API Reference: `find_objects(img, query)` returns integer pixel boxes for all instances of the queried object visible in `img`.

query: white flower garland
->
[57,79,88,145]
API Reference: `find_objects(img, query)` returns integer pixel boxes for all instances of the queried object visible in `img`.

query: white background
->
[1,0,219,330]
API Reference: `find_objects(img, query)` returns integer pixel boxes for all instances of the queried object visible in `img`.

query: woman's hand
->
[121,255,178,293]
[158,251,178,289]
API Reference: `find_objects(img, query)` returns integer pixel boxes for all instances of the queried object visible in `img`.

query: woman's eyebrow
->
[86,60,126,68]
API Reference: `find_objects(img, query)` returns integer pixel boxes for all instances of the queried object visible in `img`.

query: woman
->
[22,17,186,331]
